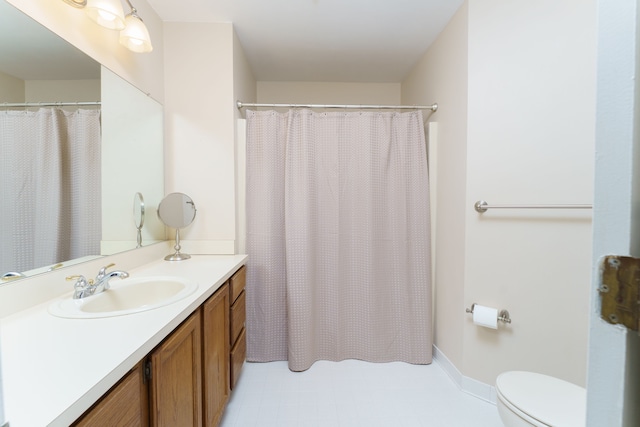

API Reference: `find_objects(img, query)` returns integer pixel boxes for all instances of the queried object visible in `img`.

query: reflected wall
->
[101,67,165,254]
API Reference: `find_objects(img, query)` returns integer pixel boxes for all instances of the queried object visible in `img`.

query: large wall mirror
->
[0,1,165,282]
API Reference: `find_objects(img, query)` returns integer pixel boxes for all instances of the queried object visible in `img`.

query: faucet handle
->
[96,263,116,278]
[67,275,96,299]
[66,275,93,286]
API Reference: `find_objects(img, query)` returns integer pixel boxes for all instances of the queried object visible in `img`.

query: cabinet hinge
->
[599,255,640,332]
[144,359,152,384]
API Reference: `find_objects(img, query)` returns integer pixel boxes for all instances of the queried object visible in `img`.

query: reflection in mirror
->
[158,193,197,262]
[100,66,164,255]
[133,192,145,248]
[0,1,164,281]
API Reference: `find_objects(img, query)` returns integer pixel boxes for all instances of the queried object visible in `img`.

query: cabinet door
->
[149,311,203,427]
[229,290,246,346]
[230,327,246,390]
[203,285,230,426]
[73,362,148,427]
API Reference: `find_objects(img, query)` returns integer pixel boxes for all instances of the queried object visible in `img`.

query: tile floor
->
[220,359,504,427]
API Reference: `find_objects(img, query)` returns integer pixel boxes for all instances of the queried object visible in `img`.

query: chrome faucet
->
[67,263,129,299]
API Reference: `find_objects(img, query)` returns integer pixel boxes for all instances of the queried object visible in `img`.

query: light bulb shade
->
[120,14,153,53]
[85,0,125,30]
[62,0,87,8]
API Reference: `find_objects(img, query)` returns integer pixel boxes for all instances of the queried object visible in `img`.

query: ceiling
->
[147,0,464,82]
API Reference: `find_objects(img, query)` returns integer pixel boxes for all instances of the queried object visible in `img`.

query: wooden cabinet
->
[73,362,148,427]
[149,310,203,427]
[73,265,245,427]
[228,265,246,389]
[202,284,230,426]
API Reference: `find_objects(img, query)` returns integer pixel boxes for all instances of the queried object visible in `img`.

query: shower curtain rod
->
[236,100,438,112]
[0,101,101,108]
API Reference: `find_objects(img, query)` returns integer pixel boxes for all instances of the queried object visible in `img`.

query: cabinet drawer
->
[73,363,148,427]
[229,265,246,305]
[230,290,246,345]
[230,328,246,390]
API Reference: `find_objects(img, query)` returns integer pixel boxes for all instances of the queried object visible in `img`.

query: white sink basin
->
[48,276,198,319]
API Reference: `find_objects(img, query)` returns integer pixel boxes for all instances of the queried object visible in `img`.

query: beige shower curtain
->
[246,109,432,371]
[0,108,101,274]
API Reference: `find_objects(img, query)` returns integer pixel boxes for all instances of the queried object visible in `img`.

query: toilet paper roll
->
[473,304,498,329]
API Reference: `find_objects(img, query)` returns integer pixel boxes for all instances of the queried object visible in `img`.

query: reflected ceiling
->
[0,1,99,80]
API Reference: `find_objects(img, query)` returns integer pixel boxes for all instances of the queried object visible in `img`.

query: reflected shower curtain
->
[0,108,101,274]
[246,109,432,371]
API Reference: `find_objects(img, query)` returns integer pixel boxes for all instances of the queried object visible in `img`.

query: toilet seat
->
[496,371,586,427]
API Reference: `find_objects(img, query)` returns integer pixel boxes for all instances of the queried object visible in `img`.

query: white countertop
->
[1,254,247,427]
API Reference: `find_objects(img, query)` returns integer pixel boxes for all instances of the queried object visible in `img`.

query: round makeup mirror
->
[157,192,197,261]
[133,192,145,248]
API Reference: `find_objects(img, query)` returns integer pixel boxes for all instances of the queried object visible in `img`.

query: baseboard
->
[433,345,497,405]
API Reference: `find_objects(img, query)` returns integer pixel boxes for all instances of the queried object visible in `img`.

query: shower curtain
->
[246,109,432,371]
[0,108,101,274]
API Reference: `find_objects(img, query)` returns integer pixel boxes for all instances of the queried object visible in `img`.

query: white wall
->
[403,0,597,388]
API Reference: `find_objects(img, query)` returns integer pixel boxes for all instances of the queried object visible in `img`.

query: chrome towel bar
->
[474,200,592,213]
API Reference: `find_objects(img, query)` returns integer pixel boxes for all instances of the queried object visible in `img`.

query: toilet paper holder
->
[465,303,512,324]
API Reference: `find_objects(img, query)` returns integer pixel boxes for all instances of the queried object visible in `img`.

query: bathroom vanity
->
[0,251,247,427]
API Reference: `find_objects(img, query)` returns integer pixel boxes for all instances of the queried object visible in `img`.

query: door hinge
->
[144,359,152,384]
[599,255,640,331]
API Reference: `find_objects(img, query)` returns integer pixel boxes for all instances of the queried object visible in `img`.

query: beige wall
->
[257,81,400,107]
[465,0,596,386]
[164,22,234,253]
[0,75,99,105]
[0,71,25,102]
[233,30,256,254]
[402,1,469,374]
[164,22,257,254]
[233,31,257,117]
[403,0,596,387]
[24,79,100,103]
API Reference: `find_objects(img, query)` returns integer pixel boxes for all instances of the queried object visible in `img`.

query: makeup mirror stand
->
[133,192,145,248]
[165,228,190,261]
[157,192,197,262]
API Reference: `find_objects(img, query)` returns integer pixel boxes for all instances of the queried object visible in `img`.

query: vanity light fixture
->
[85,0,126,30]
[61,0,153,53]
[119,0,153,53]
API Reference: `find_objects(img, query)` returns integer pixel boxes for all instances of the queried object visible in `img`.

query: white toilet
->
[496,371,586,427]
